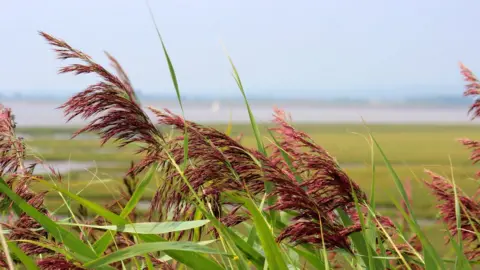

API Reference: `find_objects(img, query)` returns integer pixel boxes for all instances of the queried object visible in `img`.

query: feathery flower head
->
[424,169,480,259]
[267,108,370,250]
[40,32,164,175]
[147,108,264,237]
[0,104,25,175]
[460,63,480,119]
[270,108,366,210]
[37,255,84,270]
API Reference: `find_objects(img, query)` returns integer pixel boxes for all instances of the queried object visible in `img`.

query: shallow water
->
[24,160,122,174]
[4,100,478,127]
[24,160,95,174]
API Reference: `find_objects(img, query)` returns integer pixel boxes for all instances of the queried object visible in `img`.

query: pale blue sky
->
[1,0,479,98]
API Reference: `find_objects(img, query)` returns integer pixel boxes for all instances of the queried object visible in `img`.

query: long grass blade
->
[139,234,224,270]
[0,177,21,216]
[337,208,383,269]
[267,130,303,183]
[369,133,446,270]
[223,225,265,268]
[367,135,382,267]
[39,180,126,225]
[224,52,278,229]
[121,164,157,218]
[157,240,217,261]
[84,242,229,268]
[147,6,182,113]
[147,3,189,170]
[292,247,326,270]
[225,54,265,155]
[93,165,157,254]
[450,165,472,270]
[231,195,288,270]
[144,255,154,270]
[0,177,97,260]
[447,236,472,270]
[0,224,14,270]
[59,220,209,234]
[6,241,39,270]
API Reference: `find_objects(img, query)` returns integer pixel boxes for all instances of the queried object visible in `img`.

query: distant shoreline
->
[3,98,472,109]
[4,100,477,127]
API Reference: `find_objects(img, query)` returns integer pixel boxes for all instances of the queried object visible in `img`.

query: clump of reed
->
[0,32,478,269]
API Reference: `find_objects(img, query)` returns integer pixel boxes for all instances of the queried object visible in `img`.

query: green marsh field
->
[11,123,480,258]
[21,123,479,220]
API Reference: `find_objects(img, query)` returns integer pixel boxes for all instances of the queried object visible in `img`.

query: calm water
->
[4,100,478,127]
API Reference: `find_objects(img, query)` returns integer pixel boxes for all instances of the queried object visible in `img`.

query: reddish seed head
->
[459,63,480,119]
[40,32,164,175]
[424,169,480,258]
[0,104,27,175]
[37,255,84,270]
[458,138,480,178]
[147,107,265,233]
[458,138,480,164]
[267,108,372,250]
[460,62,478,84]
[0,106,11,122]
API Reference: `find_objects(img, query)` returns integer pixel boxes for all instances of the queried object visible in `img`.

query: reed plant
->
[0,31,479,269]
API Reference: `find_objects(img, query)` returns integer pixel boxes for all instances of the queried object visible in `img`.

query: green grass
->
[21,124,477,165]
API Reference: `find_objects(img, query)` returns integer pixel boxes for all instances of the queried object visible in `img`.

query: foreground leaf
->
[293,247,326,270]
[93,165,157,255]
[7,241,39,270]
[147,4,189,170]
[59,220,210,235]
[121,165,157,218]
[370,133,446,270]
[232,195,288,270]
[158,240,217,261]
[84,241,229,268]
[39,180,126,225]
[0,177,97,260]
[139,234,224,270]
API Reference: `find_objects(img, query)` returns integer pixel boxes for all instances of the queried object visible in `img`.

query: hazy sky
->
[1,1,480,98]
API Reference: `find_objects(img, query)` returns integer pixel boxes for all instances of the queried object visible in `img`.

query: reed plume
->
[147,108,263,239]
[270,108,366,212]
[0,105,26,176]
[0,104,52,256]
[422,63,480,260]
[458,138,480,179]
[36,255,84,270]
[457,63,480,178]
[39,32,164,174]
[425,170,480,259]
[147,107,371,249]
[268,108,389,249]
[460,63,480,120]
